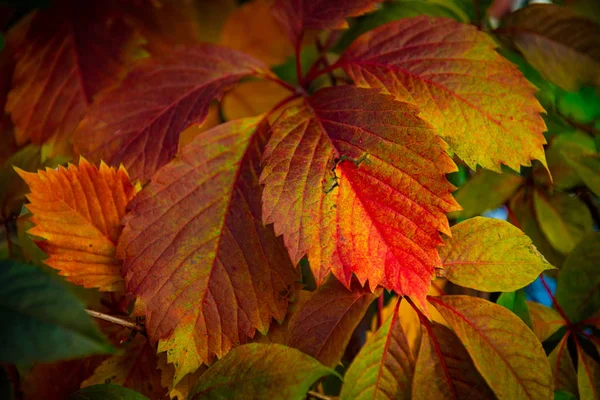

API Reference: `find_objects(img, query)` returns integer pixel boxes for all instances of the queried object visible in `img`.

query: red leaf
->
[74,44,270,183]
[338,16,547,172]
[272,0,377,48]
[6,0,141,145]
[261,86,458,310]
[117,117,298,383]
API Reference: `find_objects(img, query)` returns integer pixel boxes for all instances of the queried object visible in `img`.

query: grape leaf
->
[430,295,553,400]
[338,16,547,172]
[82,334,166,399]
[17,158,139,291]
[499,4,600,91]
[68,384,148,400]
[555,232,600,323]
[74,44,269,183]
[340,301,414,400]
[533,189,594,256]
[0,260,113,363]
[440,217,554,292]
[577,344,600,400]
[286,277,378,367]
[6,0,141,145]
[272,0,377,49]
[527,301,566,343]
[117,117,298,384]
[261,86,458,311]
[549,336,578,396]
[412,322,495,400]
[188,343,336,400]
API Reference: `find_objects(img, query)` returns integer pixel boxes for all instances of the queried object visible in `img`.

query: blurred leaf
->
[430,295,553,400]
[272,46,319,85]
[0,144,41,222]
[556,232,600,323]
[563,151,600,197]
[497,290,533,328]
[499,4,600,91]
[533,189,594,255]
[577,345,600,400]
[528,301,566,343]
[178,103,222,149]
[188,343,336,400]
[68,384,148,400]
[554,390,578,400]
[450,169,524,219]
[556,87,600,124]
[0,260,113,364]
[549,336,578,396]
[440,217,555,292]
[222,79,290,121]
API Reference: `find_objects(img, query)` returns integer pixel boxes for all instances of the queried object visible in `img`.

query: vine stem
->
[263,74,298,94]
[85,309,146,334]
[539,275,571,328]
[304,62,340,86]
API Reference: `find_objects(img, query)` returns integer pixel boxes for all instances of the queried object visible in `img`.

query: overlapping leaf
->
[412,322,495,400]
[117,117,298,384]
[340,301,414,400]
[439,217,554,292]
[500,4,600,91]
[430,295,553,399]
[261,86,459,310]
[549,336,578,396]
[6,0,141,145]
[577,344,600,400]
[338,16,547,171]
[528,301,566,343]
[74,44,270,183]
[17,158,139,291]
[286,277,377,367]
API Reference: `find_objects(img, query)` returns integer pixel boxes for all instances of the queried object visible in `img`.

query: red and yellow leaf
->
[261,86,459,311]
[286,277,378,367]
[117,117,298,384]
[6,0,142,145]
[222,79,291,121]
[81,334,167,399]
[429,295,553,399]
[272,0,377,49]
[577,343,600,400]
[340,300,414,400]
[412,322,495,400]
[439,217,555,292]
[17,158,139,291]
[74,44,269,183]
[549,335,578,396]
[527,301,566,343]
[338,16,547,172]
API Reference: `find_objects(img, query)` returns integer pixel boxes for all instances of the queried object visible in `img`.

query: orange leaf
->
[429,295,553,399]
[412,322,495,400]
[74,44,269,183]
[17,158,139,291]
[339,16,548,172]
[527,301,566,343]
[286,277,378,367]
[117,117,298,384]
[261,86,458,311]
[6,0,142,146]
[222,79,291,121]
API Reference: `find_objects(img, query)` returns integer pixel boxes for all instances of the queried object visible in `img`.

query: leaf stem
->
[539,275,571,328]
[267,93,303,119]
[263,74,298,94]
[85,309,146,335]
[304,62,341,86]
[306,390,331,400]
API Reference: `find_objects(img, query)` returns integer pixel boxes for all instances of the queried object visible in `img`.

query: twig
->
[307,390,331,400]
[85,309,146,334]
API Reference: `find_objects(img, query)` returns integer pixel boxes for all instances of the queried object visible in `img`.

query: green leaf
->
[563,151,600,197]
[430,295,553,400]
[440,217,555,292]
[533,189,594,255]
[555,232,600,323]
[188,343,337,400]
[0,260,113,364]
[497,290,533,328]
[554,390,578,400]
[68,384,149,400]
[340,302,414,400]
[450,169,524,219]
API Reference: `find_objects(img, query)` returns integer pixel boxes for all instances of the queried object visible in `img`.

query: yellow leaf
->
[178,103,222,148]
[222,80,291,121]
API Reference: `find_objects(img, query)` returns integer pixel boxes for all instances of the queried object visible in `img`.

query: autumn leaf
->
[261,86,458,311]
[286,277,378,367]
[555,232,600,323]
[6,0,142,146]
[157,354,207,400]
[577,343,600,400]
[117,117,298,384]
[499,4,600,91]
[272,0,377,50]
[221,79,291,121]
[412,322,495,400]
[74,44,271,183]
[549,336,578,396]
[340,300,414,400]
[527,301,566,343]
[338,16,548,172]
[0,144,41,222]
[430,295,553,399]
[220,0,293,65]
[17,158,139,291]
[82,334,166,399]
[188,343,336,400]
